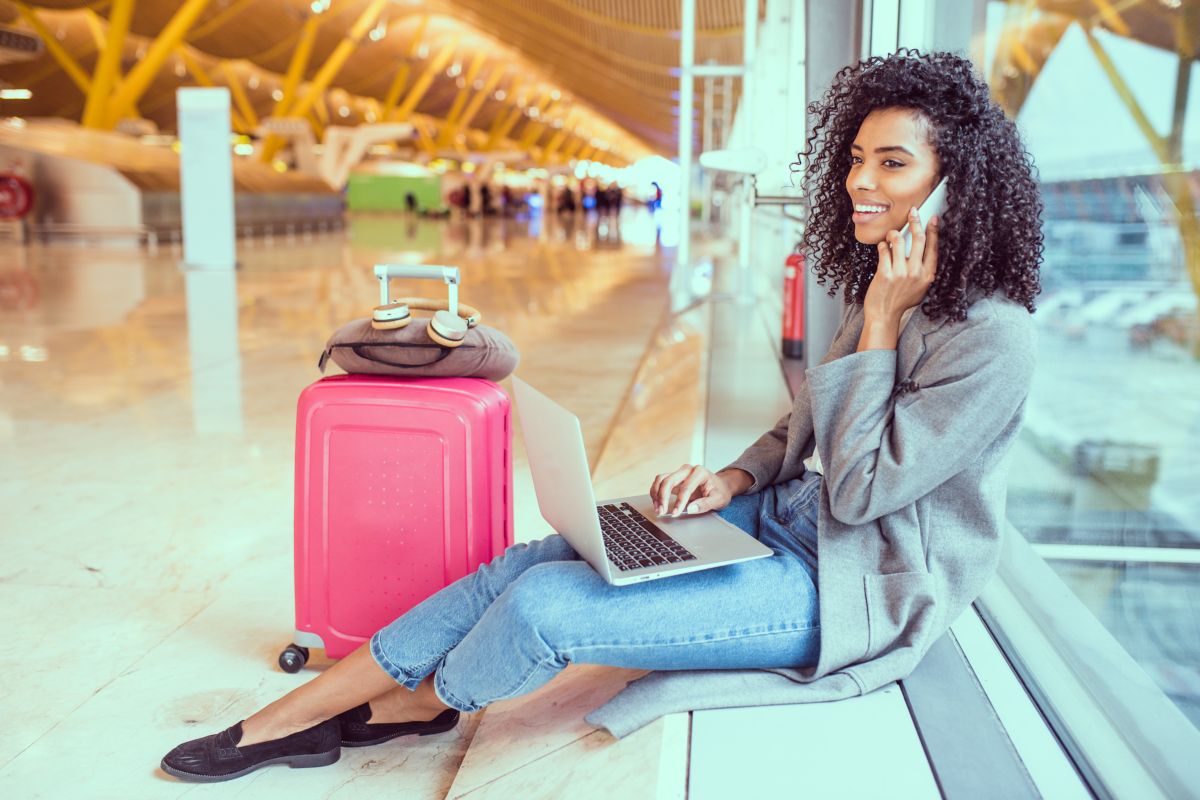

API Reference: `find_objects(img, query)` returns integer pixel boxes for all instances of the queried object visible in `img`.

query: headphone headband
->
[392,297,482,327]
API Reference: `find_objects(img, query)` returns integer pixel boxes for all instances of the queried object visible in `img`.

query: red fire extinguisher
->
[782,252,805,359]
[0,174,34,221]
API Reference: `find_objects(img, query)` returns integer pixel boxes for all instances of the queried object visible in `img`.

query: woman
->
[161,50,1042,782]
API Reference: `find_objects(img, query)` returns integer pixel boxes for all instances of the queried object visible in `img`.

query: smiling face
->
[846,107,942,245]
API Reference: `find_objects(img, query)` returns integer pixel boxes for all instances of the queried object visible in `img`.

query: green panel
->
[346,214,444,252]
[346,173,443,212]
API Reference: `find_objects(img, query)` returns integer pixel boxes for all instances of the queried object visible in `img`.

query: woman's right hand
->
[650,465,745,517]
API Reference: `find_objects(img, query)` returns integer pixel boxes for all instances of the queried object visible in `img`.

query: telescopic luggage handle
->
[374,263,461,313]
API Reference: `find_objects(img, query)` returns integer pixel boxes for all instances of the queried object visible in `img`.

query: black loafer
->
[337,703,460,747]
[160,717,340,783]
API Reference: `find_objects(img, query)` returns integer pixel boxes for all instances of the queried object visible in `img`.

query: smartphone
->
[899,178,947,258]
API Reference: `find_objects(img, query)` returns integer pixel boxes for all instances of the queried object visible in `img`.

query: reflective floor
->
[0,209,722,797]
[3,207,1198,796]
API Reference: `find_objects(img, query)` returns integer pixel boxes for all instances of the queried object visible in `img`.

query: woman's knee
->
[496,560,599,636]
[474,533,579,588]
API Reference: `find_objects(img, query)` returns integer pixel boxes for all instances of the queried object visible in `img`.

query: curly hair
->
[795,49,1043,321]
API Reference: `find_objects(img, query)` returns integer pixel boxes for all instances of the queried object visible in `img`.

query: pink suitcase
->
[279,374,513,672]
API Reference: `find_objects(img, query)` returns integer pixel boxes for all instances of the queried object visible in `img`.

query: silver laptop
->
[511,376,773,586]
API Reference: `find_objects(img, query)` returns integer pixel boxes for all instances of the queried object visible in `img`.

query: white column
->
[736,0,759,304]
[867,0,900,56]
[721,75,734,147]
[177,88,236,270]
[702,75,714,223]
[804,0,867,363]
[897,0,932,51]
[673,0,697,310]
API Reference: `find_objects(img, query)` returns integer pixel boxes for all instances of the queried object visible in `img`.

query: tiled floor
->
[0,210,720,798]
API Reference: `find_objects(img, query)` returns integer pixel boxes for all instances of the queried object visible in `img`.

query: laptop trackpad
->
[619,496,770,560]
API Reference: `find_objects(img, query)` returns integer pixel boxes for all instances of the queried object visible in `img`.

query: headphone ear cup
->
[428,310,468,347]
[372,302,412,331]
[372,316,412,331]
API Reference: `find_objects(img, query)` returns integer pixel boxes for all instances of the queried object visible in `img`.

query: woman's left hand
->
[864,208,938,320]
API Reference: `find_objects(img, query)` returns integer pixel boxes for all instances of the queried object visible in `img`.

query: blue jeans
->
[369,472,824,713]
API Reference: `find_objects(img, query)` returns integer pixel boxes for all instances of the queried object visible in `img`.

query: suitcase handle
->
[373,263,461,314]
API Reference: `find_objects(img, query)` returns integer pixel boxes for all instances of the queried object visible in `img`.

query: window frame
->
[976,527,1200,799]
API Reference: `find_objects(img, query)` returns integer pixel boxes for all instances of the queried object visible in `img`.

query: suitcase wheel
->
[278,644,310,673]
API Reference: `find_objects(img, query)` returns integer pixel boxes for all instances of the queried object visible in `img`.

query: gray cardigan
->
[584,288,1037,738]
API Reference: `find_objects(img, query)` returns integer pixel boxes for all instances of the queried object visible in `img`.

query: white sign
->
[177,88,236,269]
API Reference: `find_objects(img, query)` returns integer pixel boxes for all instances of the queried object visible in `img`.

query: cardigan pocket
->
[862,570,936,661]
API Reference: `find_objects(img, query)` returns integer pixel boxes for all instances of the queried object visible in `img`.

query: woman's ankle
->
[238,712,322,746]
[366,695,448,724]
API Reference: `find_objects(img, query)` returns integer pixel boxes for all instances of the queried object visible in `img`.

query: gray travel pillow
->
[319,317,520,381]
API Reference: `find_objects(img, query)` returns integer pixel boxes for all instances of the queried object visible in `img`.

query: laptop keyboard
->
[598,503,698,572]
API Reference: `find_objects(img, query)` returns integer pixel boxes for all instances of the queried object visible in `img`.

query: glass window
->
[984,0,1200,730]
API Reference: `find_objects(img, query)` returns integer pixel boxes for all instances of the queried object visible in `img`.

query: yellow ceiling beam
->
[1178,3,1197,60]
[517,95,557,150]
[519,120,547,150]
[276,15,321,118]
[258,14,323,163]
[286,0,388,123]
[391,36,460,121]
[542,108,582,164]
[576,145,596,162]
[539,126,572,165]
[175,47,251,132]
[407,14,431,58]
[263,1,386,164]
[23,39,97,93]
[12,2,91,94]
[486,77,527,144]
[561,135,586,162]
[439,51,487,132]
[176,46,214,86]
[1007,33,1040,76]
[84,0,134,129]
[82,8,107,51]
[105,0,214,128]
[438,57,502,148]
[487,106,524,148]
[462,50,488,85]
[446,51,487,122]
[376,11,430,116]
[1082,28,1169,163]
[454,67,507,132]
[376,13,430,117]
[380,64,412,120]
[220,62,259,129]
[413,117,438,155]
[1089,0,1132,37]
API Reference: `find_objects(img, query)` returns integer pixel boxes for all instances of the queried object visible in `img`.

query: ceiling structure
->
[0,0,759,169]
[989,0,1200,116]
[3,1,1190,171]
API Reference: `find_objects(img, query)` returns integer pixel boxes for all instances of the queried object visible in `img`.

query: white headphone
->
[370,264,482,348]
[371,297,482,347]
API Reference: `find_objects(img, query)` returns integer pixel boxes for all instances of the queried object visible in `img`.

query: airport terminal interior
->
[1,0,1199,798]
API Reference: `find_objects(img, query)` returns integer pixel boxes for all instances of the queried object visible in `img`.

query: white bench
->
[443,296,1091,799]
